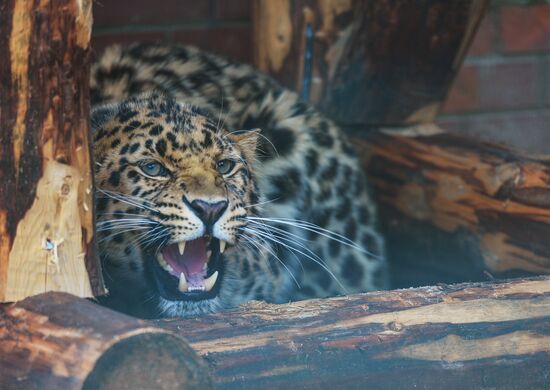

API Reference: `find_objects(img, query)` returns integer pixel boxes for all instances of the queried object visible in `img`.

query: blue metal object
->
[301,24,314,102]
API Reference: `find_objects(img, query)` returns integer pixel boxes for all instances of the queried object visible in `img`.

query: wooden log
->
[359,125,550,287]
[155,276,550,389]
[252,0,488,126]
[0,292,213,389]
[0,0,105,301]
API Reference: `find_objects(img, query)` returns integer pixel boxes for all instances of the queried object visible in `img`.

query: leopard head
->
[92,93,262,316]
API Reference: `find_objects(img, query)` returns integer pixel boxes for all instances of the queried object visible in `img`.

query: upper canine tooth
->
[178,242,186,256]
[219,241,226,254]
[178,272,188,292]
[203,271,218,292]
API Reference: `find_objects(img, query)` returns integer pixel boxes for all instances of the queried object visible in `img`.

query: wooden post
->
[0,0,105,301]
[359,125,550,287]
[0,292,213,389]
[252,0,488,126]
[156,276,550,389]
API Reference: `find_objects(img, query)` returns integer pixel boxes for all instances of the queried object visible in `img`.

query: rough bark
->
[358,125,550,287]
[0,0,105,301]
[156,276,550,389]
[0,292,213,389]
[252,0,488,126]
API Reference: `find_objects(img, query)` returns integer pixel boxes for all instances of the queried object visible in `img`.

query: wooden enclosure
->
[0,292,212,389]
[2,277,548,388]
[0,0,549,388]
[253,0,488,126]
[360,126,550,286]
[0,0,104,302]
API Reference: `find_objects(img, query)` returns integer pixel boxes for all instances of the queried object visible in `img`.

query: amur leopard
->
[91,43,386,317]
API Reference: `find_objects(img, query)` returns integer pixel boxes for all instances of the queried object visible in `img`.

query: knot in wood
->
[387,321,404,332]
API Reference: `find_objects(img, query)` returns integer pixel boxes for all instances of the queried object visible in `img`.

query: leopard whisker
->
[246,216,379,257]
[98,227,152,244]
[239,232,300,288]
[244,197,280,209]
[245,222,329,272]
[241,226,345,292]
[97,188,158,213]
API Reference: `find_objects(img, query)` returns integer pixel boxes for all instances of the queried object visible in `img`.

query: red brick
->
[91,31,167,56]
[442,59,538,114]
[437,110,550,154]
[500,5,550,53]
[467,15,494,56]
[173,26,253,64]
[441,65,479,113]
[93,0,211,27]
[215,0,251,20]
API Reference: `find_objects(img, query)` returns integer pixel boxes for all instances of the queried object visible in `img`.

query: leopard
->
[90,42,386,318]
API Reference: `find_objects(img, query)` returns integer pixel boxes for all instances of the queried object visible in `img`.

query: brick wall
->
[91,0,253,63]
[437,3,550,153]
[92,1,549,153]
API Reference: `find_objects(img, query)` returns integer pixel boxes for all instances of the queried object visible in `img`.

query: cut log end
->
[0,292,213,389]
[84,333,210,390]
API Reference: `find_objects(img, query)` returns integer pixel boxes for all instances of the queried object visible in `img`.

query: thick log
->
[359,125,550,287]
[0,0,105,301]
[252,0,488,126]
[0,292,213,389]
[156,276,550,389]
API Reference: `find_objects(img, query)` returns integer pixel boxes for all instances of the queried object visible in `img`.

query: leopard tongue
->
[161,238,208,289]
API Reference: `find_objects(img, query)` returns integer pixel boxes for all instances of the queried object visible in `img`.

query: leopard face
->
[92,94,261,315]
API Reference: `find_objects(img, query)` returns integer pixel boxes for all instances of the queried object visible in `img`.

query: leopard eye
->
[217,159,236,175]
[138,160,169,177]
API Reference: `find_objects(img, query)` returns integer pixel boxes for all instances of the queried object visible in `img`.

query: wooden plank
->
[252,0,488,126]
[0,0,105,301]
[0,292,213,389]
[359,125,550,287]
[155,276,550,389]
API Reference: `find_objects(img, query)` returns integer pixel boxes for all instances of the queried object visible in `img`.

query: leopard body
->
[91,43,386,317]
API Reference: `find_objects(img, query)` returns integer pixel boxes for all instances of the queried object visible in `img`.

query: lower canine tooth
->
[220,241,226,254]
[203,270,218,292]
[178,242,186,255]
[178,272,188,292]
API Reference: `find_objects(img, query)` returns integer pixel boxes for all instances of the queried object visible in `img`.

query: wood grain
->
[0,292,213,389]
[359,126,550,287]
[0,0,104,301]
[155,276,550,389]
[252,0,488,126]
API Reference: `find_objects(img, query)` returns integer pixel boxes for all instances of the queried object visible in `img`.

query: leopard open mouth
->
[151,236,227,301]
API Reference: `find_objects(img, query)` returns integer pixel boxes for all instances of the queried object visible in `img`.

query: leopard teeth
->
[178,272,188,292]
[178,241,186,256]
[203,271,218,292]
[157,254,173,273]
[219,241,226,254]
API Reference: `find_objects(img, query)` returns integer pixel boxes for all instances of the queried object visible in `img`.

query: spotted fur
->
[91,43,386,317]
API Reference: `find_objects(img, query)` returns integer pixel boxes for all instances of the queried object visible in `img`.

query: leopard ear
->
[227,129,261,163]
[90,103,117,131]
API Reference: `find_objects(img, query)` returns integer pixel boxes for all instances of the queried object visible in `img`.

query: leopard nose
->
[189,199,228,226]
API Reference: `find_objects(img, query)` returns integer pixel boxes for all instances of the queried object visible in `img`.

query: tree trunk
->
[359,125,550,287]
[156,276,550,389]
[0,292,213,389]
[252,0,488,126]
[0,0,105,301]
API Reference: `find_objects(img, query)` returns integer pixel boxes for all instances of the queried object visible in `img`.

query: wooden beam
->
[359,125,550,287]
[0,0,105,301]
[0,292,213,389]
[252,0,488,126]
[155,276,550,389]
